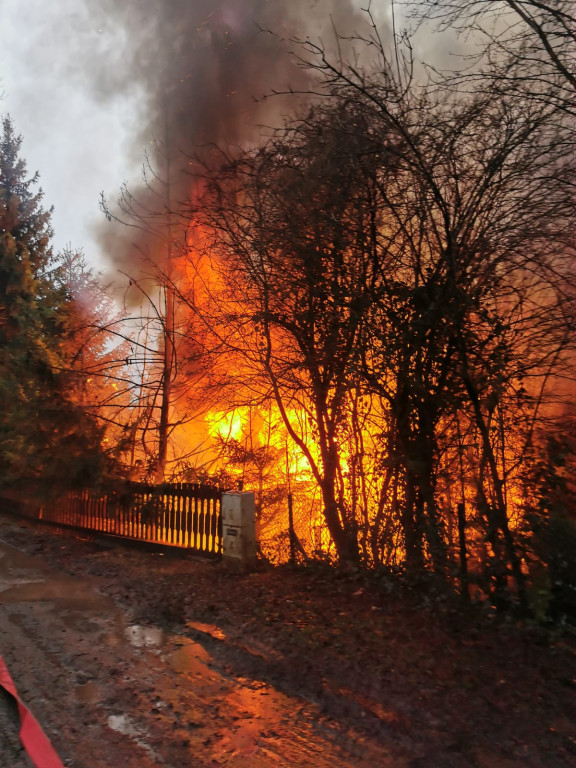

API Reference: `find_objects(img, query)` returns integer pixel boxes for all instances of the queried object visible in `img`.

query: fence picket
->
[30,482,224,556]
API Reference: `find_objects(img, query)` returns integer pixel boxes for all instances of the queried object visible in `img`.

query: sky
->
[0,1,454,274]
[0,0,144,266]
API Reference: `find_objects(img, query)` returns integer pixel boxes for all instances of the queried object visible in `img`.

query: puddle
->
[230,679,295,717]
[108,713,140,737]
[125,624,164,648]
[186,621,227,640]
[213,681,309,758]
[107,714,156,760]
[156,636,361,767]
[167,637,219,678]
[0,541,110,609]
[0,577,45,592]
[76,681,100,705]
[0,577,110,610]
[0,543,45,568]
[205,678,344,767]
[0,542,53,592]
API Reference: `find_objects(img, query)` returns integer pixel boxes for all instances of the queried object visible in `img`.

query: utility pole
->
[155,98,176,483]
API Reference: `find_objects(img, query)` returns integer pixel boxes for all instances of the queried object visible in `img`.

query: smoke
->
[79,0,376,279]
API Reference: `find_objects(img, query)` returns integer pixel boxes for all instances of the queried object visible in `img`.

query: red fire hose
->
[0,655,65,768]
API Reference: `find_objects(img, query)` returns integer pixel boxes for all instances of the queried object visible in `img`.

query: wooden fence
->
[37,482,224,555]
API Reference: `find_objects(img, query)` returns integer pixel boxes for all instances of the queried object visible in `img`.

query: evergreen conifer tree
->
[0,116,104,489]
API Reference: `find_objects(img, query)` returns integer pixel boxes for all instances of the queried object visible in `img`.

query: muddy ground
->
[0,510,575,767]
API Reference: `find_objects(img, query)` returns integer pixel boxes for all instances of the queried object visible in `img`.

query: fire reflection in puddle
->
[155,635,350,767]
[186,620,227,640]
[211,680,312,762]
[166,636,222,681]
[113,619,392,766]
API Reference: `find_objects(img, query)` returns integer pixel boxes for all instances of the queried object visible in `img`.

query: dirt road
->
[1,511,575,767]
[0,537,404,767]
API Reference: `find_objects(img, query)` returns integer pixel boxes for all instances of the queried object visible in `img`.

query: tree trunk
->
[461,370,528,612]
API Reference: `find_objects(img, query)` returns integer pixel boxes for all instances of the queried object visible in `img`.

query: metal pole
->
[285,440,296,564]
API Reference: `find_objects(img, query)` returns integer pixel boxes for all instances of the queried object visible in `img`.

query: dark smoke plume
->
[80,0,375,277]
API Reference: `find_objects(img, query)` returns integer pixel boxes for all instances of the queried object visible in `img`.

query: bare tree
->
[185,7,574,604]
[298,13,574,602]
[100,149,204,481]
[188,99,399,563]
[408,0,576,114]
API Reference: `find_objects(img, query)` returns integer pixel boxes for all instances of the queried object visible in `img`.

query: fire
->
[207,409,244,442]
[119,258,534,571]
[202,402,323,559]
[111,205,539,579]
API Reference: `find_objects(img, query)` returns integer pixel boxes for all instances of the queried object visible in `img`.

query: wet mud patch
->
[0,534,405,767]
[146,631,403,768]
